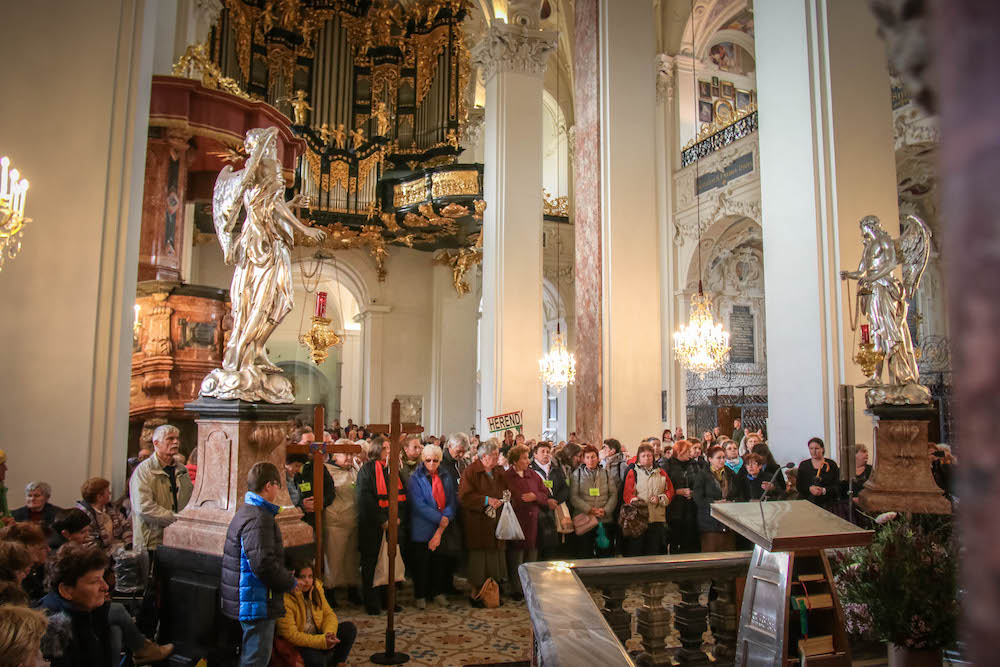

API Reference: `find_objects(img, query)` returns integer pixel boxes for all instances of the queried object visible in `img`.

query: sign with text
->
[695,152,754,195]
[730,305,755,363]
[487,411,523,433]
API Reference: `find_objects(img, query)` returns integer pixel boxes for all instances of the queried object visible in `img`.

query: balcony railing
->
[681,109,758,167]
[521,551,753,667]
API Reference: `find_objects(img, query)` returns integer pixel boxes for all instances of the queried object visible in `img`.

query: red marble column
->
[933,2,1000,663]
[137,128,191,282]
[574,0,603,446]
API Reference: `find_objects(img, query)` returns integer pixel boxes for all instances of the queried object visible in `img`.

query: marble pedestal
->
[160,397,313,666]
[858,404,951,515]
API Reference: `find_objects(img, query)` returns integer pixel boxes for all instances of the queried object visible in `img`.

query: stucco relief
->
[656,54,675,105]
[472,22,557,81]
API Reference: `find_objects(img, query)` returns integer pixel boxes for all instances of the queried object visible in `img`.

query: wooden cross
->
[367,398,423,665]
[286,405,361,580]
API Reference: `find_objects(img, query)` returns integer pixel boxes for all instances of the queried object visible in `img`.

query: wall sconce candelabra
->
[0,156,30,272]
[299,292,340,365]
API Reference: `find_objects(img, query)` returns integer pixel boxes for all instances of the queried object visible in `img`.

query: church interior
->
[0,0,993,665]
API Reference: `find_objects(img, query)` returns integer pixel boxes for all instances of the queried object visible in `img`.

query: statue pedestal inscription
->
[858,404,951,515]
[159,398,313,665]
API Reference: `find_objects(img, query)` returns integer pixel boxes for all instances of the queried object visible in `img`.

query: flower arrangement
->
[834,512,958,650]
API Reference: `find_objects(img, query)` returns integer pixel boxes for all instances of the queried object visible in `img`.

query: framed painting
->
[699,99,714,123]
[721,80,736,99]
[698,80,712,99]
[714,98,734,123]
[736,88,752,109]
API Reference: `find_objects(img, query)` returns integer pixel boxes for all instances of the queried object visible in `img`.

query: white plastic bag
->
[495,500,525,541]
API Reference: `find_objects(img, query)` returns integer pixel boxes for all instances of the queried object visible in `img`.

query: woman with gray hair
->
[12,481,61,526]
[406,444,459,608]
[458,438,509,606]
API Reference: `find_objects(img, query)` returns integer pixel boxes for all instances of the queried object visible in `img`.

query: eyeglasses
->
[424,458,441,463]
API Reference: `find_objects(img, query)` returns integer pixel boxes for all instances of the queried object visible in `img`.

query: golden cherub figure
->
[350,127,365,150]
[319,122,332,145]
[332,123,347,150]
[290,89,311,125]
[445,128,460,148]
[373,102,391,136]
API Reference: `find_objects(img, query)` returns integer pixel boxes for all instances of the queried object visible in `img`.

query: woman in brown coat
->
[458,438,509,607]
[503,445,554,600]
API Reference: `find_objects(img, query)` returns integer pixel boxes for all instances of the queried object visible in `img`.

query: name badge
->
[589,487,600,497]
[298,482,312,492]
[544,480,554,489]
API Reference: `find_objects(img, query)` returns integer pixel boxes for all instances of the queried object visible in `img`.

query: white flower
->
[875,511,898,525]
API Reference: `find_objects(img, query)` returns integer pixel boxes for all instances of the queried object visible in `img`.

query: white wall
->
[0,1,156,505]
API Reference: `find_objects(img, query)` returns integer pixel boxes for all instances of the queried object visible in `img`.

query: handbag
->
[555,502,574,534]
[619,502,650,538]
[473,578,500,608]
[373,533,405,587]
[572,512,598,535]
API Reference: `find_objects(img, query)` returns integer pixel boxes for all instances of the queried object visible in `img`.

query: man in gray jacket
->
[129,424,193,552]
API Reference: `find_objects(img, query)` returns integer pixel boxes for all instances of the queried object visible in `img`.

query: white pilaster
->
[356,304,392,424]
[475,21,556,437]
[598,0,663,449]
[756,0,899,464]
[429,267,480,435]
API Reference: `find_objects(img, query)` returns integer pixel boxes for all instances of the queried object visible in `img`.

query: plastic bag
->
[373,533,405,587]
[595,522,610,550]
[495,500,525,541]
[111,546,147,594]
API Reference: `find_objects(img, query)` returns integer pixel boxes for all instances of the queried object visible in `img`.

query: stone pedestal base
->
[163,397,314,555]
[859,404,951,515]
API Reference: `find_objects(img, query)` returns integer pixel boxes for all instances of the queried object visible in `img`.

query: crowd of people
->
[0,414,957,666]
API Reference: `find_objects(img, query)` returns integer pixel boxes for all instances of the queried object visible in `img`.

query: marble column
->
[138,129,191,281]
[755,0,899,464]
[574,0,663,447]
[474,20,556,438]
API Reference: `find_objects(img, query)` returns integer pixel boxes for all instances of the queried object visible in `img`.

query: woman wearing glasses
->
[405,443,458,609]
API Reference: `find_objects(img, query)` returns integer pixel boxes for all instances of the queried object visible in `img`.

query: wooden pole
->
[312,404,325,580]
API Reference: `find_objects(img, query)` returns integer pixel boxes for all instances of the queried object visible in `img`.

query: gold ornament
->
[299,315,340,365]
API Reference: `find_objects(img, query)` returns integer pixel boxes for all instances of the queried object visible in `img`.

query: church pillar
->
[755,0,899,464]
[137,129,190,282]
[429,266,479,435]
[574,0,663,448]
[474,19,556,438]
[357,304,391,425]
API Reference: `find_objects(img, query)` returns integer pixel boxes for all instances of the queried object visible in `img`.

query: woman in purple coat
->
[503,445,555,600]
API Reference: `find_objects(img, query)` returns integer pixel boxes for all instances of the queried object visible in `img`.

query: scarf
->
[375,461,406,508]
[429,470,446,510]
[725,458,743,475]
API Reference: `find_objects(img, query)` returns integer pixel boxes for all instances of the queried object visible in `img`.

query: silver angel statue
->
[200,127,325,403]
[840,214,932,406]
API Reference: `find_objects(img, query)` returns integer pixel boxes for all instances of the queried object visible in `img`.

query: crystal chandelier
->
[540,324,576,390]
[674,286,730,377]
[672,16,730,378]
[0,156,30,272]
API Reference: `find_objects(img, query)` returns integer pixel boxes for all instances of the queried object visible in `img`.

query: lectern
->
[711,501,873,667]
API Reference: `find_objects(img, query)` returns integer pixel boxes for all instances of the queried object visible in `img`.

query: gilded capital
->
[472,22,557,82]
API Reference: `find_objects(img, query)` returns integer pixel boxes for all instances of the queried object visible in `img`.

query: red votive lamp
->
[860,324,870,345]
[315,292,327,318]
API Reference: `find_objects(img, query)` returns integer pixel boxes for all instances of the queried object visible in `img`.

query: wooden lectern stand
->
[712,501,873,667]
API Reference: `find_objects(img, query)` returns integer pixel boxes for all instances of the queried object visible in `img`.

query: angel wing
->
[212,164,248,265]
[897,214,931,300]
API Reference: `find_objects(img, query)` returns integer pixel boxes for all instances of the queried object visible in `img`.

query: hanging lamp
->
[672,2,730,378]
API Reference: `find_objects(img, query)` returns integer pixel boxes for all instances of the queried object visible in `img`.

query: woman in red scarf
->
[503,445,554,601]
[405,444,458,609]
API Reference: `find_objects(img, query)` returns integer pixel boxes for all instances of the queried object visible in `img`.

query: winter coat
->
[602,453,628,485]
[623,465,675,523]
[276,582,340,650]
[504,466,551,550]
[441,449,467,483]
[734,464,787,501]
[406,465,458,543]
[289,461,336,527]
[12,502,61,526]
[322,462,359,588]
[458,459,509,551]
[38,593,112,667]
[569,465,618,523]
[529,460,569,505]
[356,460,409,544]
[75,500,132,552]
[221,492,296,622]
[797,458,841,508]
[128,454,193,550]
[692,466,738,533]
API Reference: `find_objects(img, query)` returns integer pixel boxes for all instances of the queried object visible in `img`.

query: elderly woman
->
[622,443,674,556]
[723,441,743,476]
[356,436,408,615]
[276,561,357,667]
[76,477,132,553]
[323,441,361,606]
[458,438,509,607]
[12,482,61,526]
[504,445,553,600]
[663,440,700,554]
[693,445,738,552]
[406,444,458,609]
[0,521,49,601]
[796,437,840,509]
[568,445,618,558]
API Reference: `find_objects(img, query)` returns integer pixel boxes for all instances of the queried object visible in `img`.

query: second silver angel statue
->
[200,127,325,403]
